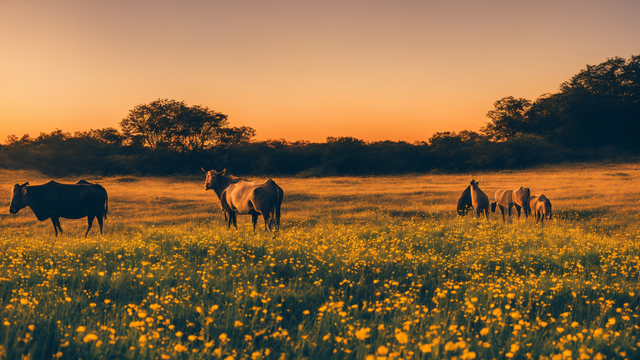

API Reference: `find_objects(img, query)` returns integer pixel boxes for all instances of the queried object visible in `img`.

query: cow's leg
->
[51,219,58,237]
[97,215,104,235]
[251,212,259,232]
[85,215,95,238]
[51,217,63,236]
[499,206,505,223]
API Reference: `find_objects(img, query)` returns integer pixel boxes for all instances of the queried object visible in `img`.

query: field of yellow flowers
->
[0,164,639,359]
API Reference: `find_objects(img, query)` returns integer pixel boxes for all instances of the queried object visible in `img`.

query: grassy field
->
[0,164,639,359]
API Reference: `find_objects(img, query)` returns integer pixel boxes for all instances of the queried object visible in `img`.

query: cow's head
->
[9,182,29,214]
[203,169,226,190]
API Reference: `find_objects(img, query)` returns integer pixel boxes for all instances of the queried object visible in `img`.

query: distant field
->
[0,164,639,359]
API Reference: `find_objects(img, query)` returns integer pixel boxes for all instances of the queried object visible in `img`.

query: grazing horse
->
[204,169,283,232]
[491,189,514,223]
[530,194,552,226]
[9,181,108,237]
[470,179,490,219]
[457,186,473,216]
[512,186,531,219]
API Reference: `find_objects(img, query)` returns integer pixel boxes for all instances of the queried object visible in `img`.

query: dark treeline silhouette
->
[1,55,638,177]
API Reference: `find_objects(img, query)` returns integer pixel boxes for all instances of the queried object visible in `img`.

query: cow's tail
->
[276,186,282,230]
[104,191,109,220]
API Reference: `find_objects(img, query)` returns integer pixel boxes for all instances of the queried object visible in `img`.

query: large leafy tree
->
[480,96,532,141]
[120,99,253,151]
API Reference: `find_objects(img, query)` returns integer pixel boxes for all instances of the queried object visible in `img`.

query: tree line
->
[1,55,638,177]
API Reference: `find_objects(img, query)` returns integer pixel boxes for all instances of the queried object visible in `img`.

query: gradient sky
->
[1,0,639,143]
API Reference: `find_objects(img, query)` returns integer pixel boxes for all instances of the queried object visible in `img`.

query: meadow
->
[0,163,639,360]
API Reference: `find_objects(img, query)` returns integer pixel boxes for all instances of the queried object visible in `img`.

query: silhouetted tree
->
[75,127,126,145]
[217,126,257,146]
[480,96,532,141]
[120,99,251,151]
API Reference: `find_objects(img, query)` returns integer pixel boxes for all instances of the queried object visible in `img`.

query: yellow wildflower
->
[395,331,408,344]
[174,344,188,352]
[378,345,389,355]
[355,327,370,340]
[83,334,98,343]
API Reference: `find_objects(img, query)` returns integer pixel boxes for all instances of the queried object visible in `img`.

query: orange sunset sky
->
[1,0,639,143]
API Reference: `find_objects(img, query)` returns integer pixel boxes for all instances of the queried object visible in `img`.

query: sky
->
[1,0,639,143]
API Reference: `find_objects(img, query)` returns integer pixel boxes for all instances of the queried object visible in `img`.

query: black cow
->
[457,185,473,216]
[9,181,109,237]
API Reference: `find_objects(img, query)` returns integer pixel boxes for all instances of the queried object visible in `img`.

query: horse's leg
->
[263,213,272,232]
[514,204,521,219]
[251,212,259,232]
[500,206,505,223]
